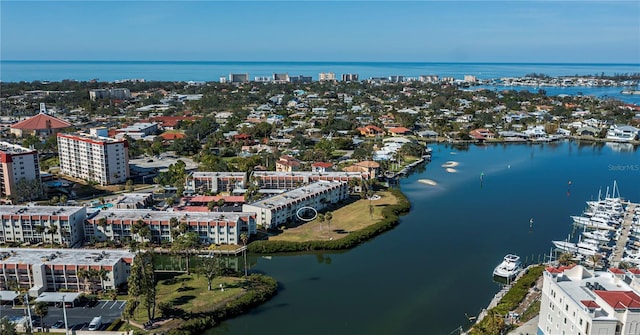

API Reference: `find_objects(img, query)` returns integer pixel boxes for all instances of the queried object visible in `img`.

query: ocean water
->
[2,60,639,84]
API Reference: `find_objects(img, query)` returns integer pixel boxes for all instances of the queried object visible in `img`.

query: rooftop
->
[90,209,253,223]
[0,141,37,155]
[0,205,85,216]
[247,180,346,209]
[10,112,71,130]
[0,248,133,267]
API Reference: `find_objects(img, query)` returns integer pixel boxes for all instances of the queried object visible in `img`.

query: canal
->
[205,141,640,335]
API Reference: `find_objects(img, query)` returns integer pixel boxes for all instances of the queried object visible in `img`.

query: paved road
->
[0,300,126,331]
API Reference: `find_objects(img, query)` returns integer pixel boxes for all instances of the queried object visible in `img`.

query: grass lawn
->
[130,274,245,326]
[269,190,398,242]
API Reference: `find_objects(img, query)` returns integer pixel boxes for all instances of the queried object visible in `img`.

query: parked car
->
[51,320,65,329]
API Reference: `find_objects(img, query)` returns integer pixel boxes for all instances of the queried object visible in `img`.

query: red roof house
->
[10,112,72,137]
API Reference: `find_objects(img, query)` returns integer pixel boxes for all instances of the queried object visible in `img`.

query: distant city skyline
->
[1,1,639,64]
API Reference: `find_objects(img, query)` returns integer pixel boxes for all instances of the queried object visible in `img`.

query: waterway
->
[205,141,640,335]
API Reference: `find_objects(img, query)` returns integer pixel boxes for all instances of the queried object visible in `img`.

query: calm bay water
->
[206,141,640,335]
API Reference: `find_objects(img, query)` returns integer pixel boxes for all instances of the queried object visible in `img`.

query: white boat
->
[553,240,578,253]
[582,230,611,243]
[493,254,523,278]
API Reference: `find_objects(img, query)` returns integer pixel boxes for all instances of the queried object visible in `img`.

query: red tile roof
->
[312,162,333,168]
[388,127,411,134]
[608,268,626,275]
[10,113,71,130]
[594,290,640,310]
[159,132,186,140]
[580,300,601,309]
[187,195,245,203]
[150,116,199,128]
[628,268,640,275]
[545,265,576,273]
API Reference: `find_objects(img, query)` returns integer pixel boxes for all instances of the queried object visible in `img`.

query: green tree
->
[317,213,325,232]
[0,317,18,335]
[198,252,223,291]
[46,224,58,246]
[128,251,156,321]
[325,211,333,233]
[33,301,48,329]
[171,231,200,275]
[240,233,249,278]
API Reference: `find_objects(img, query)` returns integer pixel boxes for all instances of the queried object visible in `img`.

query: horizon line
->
[3,60,640,66]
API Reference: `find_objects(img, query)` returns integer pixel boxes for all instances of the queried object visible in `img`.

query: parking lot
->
[0,300,126,331]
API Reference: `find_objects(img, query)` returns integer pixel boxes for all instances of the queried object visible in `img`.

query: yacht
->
[493,254,523,279]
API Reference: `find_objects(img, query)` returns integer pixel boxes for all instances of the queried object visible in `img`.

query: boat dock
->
[610,202,637,267]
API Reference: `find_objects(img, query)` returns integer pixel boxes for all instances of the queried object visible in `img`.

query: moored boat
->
[493,254,523,279]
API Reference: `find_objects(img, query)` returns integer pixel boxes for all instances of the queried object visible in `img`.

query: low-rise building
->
[0,205,86,247]
[538,265,640,335]
[9,112,71,138]
[0,248,133,294]
[242,180,349,229]
[86,209,256,245]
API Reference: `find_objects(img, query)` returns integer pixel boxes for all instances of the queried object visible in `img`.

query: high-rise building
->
[57,132,129,185]
[319,72,336,82]
[0,142,41,199]
[341,73,359,82]
[89,88,131,101]
[229,73,249,83]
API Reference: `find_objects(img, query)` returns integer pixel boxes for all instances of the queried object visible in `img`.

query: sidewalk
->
[508,315,539,335]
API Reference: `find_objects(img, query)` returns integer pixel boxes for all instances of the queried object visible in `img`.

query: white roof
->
[35,292,82,303]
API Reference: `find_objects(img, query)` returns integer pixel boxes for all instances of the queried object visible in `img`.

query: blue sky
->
[1,1,639,63]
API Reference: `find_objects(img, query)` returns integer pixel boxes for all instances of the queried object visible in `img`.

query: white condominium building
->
[57,132,129,185]
[242,180,349,229]
[538,265,640,335]
[86,209,256,245]
[0,205,86,247]
[0,141,41,199]
[0,248,133,294]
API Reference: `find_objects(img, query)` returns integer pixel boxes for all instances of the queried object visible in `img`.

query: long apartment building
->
[86,209,256,245]
[0,205,86,247]
[0,142,41,199]
[0,248,133,295]
[538,265,640,335]
[57,132,129,185]
[242,180,349,229]
[187,171,363,194]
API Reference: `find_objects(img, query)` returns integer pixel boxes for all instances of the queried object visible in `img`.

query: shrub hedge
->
[248,188,410,254]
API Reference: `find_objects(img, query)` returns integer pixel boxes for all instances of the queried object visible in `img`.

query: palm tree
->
[46,224,58,247]
[240,233,249,278]
[325,212,333,233]
[317,213,325,232]
[34,225,46,241]
[558,252,575,266]
[33,301,48,330]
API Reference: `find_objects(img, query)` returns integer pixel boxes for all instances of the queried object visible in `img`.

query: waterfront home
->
[523,125,548,139]
[606,124,639,142]
[469,128,495,141]
[576,126,601,137]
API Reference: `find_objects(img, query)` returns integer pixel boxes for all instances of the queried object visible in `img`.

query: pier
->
[610,202,637,267]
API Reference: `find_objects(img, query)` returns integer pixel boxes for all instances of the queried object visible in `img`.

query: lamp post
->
[62,295,70,335]
[24,293,32,334]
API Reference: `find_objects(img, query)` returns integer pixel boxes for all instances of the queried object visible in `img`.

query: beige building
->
[0,205,87,247]
[0,142,41,199]
[538,265,640,335]
[0,248,133,294]
[57,132,129,185]
[86,209,256,245]
[242,181,349,229]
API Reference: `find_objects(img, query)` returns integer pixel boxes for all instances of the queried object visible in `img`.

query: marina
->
[550,181,640,270]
